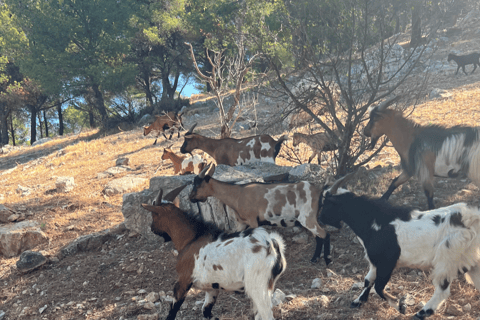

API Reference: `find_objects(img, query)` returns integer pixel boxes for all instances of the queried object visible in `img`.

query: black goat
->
[447,52,480,75]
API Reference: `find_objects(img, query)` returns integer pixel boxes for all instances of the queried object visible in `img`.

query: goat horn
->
[329,171,356,195]
[163,184,188,202]
[376,96,399,112]
[198,162,212,179]
[205,163,216,177]
[153,189,163,206]
[186,123,197,134]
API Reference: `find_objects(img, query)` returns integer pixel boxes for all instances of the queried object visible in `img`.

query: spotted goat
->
[189,163,331,264]
[364,97,480,209]
[319,174,480,320]
[144,111,184,145]
[161,147,206,175]
[180,124,287,166]
[292,131,339,164]
[141,185,286,320]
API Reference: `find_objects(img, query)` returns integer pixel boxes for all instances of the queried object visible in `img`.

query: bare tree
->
[186,40,259,138]
[259,0,434,175]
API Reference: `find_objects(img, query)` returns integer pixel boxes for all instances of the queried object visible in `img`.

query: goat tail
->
[466,137,480,185]
[244,230,286,320]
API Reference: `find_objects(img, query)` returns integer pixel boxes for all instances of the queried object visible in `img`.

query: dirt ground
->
[2,20,480,320]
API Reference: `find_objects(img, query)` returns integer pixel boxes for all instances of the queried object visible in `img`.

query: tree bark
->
[89,111,96,128]
[43,109,49,137]
[38,112,43,139]
[57,103,64,135]
[0,106,9,146]
[91,83,107,127]
[410,2,422,47]
[9,113,15,146]
[29,105,37,145]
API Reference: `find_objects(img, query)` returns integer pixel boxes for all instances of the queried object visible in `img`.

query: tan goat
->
[180,124,287,166]
[144,112,184,145]
[161,147,206,175]
[292,131,339,164]
[189,163,331,264]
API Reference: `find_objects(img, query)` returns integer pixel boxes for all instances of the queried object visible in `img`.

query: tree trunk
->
[89,111,96,128]
[57,104,64,135]
[38,112,43,139]
[91,83,107,127]
[9,113,15,146]
[410,2,422,47]
[0,107,9,146]
[43,109,49,137]
[29,105,37,145]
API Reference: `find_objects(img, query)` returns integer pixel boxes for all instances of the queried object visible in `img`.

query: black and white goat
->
[189,163,331,264]
[364,97,480,209]
[319,175,480,319]
[141,185,286,320]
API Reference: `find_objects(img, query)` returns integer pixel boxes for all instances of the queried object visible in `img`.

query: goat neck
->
[190,134,224,158]
[206,178,242,208]
[146,204,198,252]
[380,111,418,160]
[164,149,186,163]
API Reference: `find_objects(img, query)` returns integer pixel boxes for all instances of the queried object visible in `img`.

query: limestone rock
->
[0,221,49,257]
[289,163,325,181]
[272,289,285,307]
[446,304,463,316]
[292,232,308,244]
[31,137,52,146]
[318,295,330,308]
[0,204,19,223]
[104,175,148,196]
[56,177,75,193]
[59,228,116,259]
[137,314,158,320]
[16,185,31,197]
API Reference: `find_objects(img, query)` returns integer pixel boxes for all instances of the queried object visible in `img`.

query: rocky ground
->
[2,11,480,320]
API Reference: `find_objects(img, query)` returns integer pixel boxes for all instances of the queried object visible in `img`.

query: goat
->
[180,123,287,166]
[292,131,339,164]
[189,163,331,264]
[161,147,206,175]
[364,97,480,209]
[143,112,184,145]
[447,52,480,75]
[141,185,286,320]
[319,174,480,319]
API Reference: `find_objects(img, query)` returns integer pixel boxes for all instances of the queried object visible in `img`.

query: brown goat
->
[189,163,331,264]
[292,131,339,164]
[143,112,184,145]
[180,124,287,166]
[162,147,206,175]
[141,186,286,320]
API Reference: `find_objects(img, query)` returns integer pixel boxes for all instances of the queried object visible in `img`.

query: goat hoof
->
[350,301,362,308]
[412,315,424,320]
[324,257,332,265]
[310,257,319,264]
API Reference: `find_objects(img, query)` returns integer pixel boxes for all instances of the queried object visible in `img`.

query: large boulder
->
[0,221,49,257]
[121,162,324,241]
[0,204,19,223]
[103,175,148,196]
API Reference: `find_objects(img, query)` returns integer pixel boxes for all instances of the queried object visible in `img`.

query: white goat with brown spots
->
[142,186,286,320]
[180,124,287,166]
[161,147,206,175]
[143,111,184,145]
[189,163,331,264]
[292,131,339,164]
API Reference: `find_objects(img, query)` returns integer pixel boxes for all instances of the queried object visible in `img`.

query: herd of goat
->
[141,75,480,319]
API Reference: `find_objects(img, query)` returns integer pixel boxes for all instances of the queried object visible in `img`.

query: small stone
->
[351,282,363,290]
[56,177,75,193]
[138,289,147,294]
[16,251,47,273]
[311,278,322,289]
[292,232,308,244]
[145,292,159,303]
[137,265,144,274]
[66,301,75,306]
[116,158,129,166]
[446,304,463,316]
[271,289,285,307]
[318,295,329,308]
[463,303,471,312]
[292,227,301,233]
[137,314,159,320]
[8,214,20,222]
[326,269,337,277]
[39,305,47,314]
[285,294,296,301]
[403,293,415,306]
[143,301,155,310]
[0,310,5,319]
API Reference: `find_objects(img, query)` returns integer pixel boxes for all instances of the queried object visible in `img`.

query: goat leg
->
[323,233,331,265]
[166,281,192,320]
[351,263,376,308]
[202,290,219,319]
[153,138,158,145]
[382,171,410,201]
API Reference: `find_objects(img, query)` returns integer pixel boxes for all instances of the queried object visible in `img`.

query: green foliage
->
[63,105,93,133]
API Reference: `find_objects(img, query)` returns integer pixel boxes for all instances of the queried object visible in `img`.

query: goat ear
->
[153,189,163,206]
[186,123,197,134]
[172,197,180,208]
[164,184,188,202]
